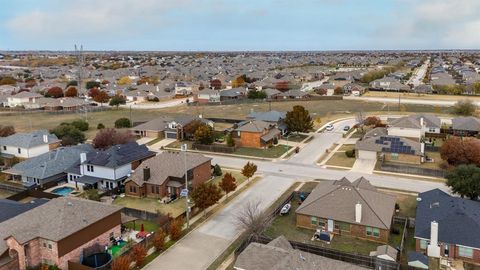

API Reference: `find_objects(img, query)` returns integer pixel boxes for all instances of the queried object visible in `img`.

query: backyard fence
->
[380,162,446,178]
[0,182,26,194]
[189,95,343,106]
[6,187,60,201]
[192,143,236,153]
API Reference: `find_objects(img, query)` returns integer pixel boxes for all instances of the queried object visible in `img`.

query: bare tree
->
[234,200,272,240]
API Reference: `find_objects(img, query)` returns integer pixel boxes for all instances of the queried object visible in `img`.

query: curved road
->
[144,118,448,270]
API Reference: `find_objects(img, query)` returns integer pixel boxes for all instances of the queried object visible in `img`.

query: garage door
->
[358,150,377,160]
[165,132,177,139]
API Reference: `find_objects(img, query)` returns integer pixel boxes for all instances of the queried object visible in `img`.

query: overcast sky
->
[1,0,480,51]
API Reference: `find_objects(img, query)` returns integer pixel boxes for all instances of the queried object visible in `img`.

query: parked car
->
[325,124,334,131]
[343,125,350,131]
[280,203,291,215]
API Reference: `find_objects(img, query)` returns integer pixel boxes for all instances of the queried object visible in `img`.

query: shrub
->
[213,164,222,176]
[273,137,278,145]
[70,119,89,131]
[169,218,184,241]
[45,87,64,98]
[115,118,132,128]
[345,149,356,158]
[97,123,105,129]
[152,229,167,251]
[64,86,78,97]
[131,244,147,267]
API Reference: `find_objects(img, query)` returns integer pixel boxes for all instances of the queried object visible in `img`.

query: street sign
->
[180,189,188,197]
[181,144,188,152]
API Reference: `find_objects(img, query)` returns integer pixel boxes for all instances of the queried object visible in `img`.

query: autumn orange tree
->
[111,256,131,270]
[231,75,246,88]
[64,86,78,97]
[190,182,222,217]
[242,162,257,183]
[152,228,167,251]
[93,90,110,105]
[131,244,147,267]
[219,172,237,199]
[169,218,184,241]
[92,128,135,149]
[45,86,64,98]
[0,125,15,137]
[440,137,480,166]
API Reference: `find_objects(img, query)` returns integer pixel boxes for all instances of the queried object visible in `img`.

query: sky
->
[1,0,480,51]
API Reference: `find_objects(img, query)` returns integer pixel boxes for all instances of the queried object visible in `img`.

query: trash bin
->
[295,147,300,153]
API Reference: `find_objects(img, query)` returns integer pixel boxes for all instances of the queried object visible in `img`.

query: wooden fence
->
[380,162,446,178]
[192,143,236,153]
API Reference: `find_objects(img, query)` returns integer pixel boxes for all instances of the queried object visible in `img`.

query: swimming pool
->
[51,186,75,196]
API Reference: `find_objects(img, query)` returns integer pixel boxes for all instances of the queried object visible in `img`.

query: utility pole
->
[181,144,190,229]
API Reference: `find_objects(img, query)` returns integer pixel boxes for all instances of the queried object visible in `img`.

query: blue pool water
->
[51,186,75,196]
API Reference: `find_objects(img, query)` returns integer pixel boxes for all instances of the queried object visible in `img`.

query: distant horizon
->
[1,0,480,51]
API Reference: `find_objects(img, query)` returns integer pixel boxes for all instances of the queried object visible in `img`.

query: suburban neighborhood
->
[2,1,480,270]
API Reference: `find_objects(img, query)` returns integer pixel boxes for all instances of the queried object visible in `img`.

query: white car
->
[325,124,334,131]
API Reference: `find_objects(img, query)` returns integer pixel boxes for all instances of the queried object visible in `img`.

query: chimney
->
[143,166,151,182]
[355,203,362,223]
[198,114,203,119]
[427,221,440,258]
[80,152,87,163]
[43,134,48,143]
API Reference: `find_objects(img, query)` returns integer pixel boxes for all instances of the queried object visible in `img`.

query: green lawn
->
[234,145,291,158]
[146,137,164,146]
[325,152,356,168]
[113,196,186,218]
[388,223,404,249]
[264,201,380,255]
[124,219,159,232]
[285,134,309,143]
[388,193,417,218]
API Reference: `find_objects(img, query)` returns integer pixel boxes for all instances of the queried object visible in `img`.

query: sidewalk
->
[318,129,357,165]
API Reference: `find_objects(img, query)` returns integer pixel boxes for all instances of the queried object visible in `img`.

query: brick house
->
[296,177,396,244]
[0,197,122,270]
[234,120,281,149]
[414,189,480,265]
[130,115,213,140]
[124,152,212,199]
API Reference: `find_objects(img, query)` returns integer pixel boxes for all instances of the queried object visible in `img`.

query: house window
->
[391,153,398,160]
[87,165,94,172]
[17,148,21,154]
[366,227,380,237]
[429,128,436,133]
[311,217,317,225]
[420,240,428,249]
[151,186,155,193]
[459,246,474,258]
[318,219,325,228]
[156,186,160,194]
[2,146,5,150]
[335,221,350,232]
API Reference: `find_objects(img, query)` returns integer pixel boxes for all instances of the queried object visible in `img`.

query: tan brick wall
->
[239,131,263,148]
[5,237,26,270]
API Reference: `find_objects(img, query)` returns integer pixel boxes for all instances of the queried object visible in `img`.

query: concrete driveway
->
[351,158,377,174]
[147,138,176,152]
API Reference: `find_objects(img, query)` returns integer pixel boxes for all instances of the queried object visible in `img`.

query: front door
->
[327,219,334,232]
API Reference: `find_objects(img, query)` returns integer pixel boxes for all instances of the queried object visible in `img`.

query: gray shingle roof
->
[414,189,480,249]
[4,144,93,180]
[235,236,367,270]
[128,151,211,186]
[235,120,273,133]
[248,110,286,123]
[452,116,480,132]
[0,197,122,255]
[296,178,396,230]
[84,142,154,168]
[0,130,60,148]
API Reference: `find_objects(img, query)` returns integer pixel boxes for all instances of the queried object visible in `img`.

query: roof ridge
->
[356,188,390,229]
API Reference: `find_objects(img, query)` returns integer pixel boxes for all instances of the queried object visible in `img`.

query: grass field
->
[0,99,454,138]
[113,196,186,218]
[325,152,356,168]
[210,169,248,188]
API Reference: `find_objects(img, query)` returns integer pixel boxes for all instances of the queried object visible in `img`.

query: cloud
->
[6,0,191,41]
[376,0,480,49]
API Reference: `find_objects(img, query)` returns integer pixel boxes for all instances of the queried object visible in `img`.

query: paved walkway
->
[143,175,295,270]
